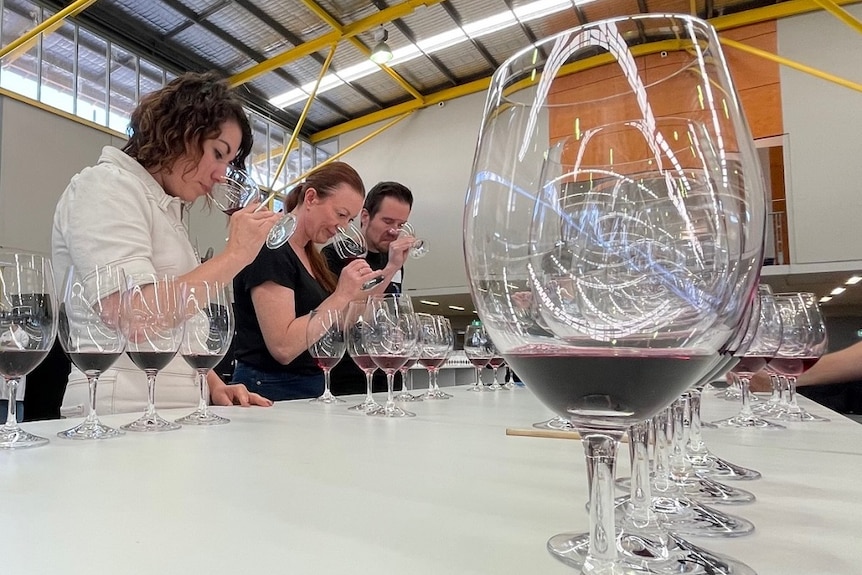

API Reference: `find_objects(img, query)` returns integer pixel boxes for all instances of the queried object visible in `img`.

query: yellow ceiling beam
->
[721,37,862,92]
[229,0,444,88]
[310,0,862,142]
[0,0,98,61]
[810,0,862,34]
[298,0,425,102]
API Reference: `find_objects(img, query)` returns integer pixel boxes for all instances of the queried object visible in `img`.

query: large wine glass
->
[307,308,346,404]
[176,280,233,425]
[56,264,126,440]
[463,14,765,574]
[363,294,418,418]
[344,299,381,412]
[0,251,58,449]
[332,222,385,290]
[209,165,296,250]
[121,274,184,432]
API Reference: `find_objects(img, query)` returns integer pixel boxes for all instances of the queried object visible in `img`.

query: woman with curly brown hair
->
[52,71,281,416]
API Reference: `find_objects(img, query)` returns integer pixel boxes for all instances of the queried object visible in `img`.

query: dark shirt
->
[233,243,329,375]
[322,245,404,394]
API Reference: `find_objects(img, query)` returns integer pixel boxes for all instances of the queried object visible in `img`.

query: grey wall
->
[778,4,862,266]
[0,96,124,255]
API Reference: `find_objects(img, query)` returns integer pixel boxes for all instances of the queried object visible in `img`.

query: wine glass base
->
[348,397,382,412]
[676,475,756,505]
[713,415,785,429]
[420,390,452,400]
[121,412,182,432]
[697,454,762,481]
[0,427,50,449]
[533,417,575,431]
[547,530,756,574]
[771,408,829,423]
[57,420,124,440]
[309,394,345,404]
[466,384,487,392]
[367,404,415,418]
[394,391,423,402]
[175,409,230,426]
[654,496,755,538]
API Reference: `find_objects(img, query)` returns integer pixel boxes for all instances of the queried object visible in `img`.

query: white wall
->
[339,91,486,296]
[0,96,123,254]
[779,5,862,265]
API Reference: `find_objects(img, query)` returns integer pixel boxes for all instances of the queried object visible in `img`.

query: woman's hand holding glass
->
[57,263,127,440]
[397,222,429,259]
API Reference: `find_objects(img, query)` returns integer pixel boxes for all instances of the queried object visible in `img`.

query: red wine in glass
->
[468,357,490,369]
[371,354,409,372]
[0,349,50,377]
[315,356,343,370]
[504,346,715,426]
[419,357,447,369]
[730,356,769,377]
[182,353,223,371]
[68,352,123,374]
[126,351,176,372]
[351,354,377,371]
[487,357,506,369]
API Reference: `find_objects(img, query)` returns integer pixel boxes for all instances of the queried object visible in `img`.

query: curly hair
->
[283,161,365,293]
[122,71,252,175]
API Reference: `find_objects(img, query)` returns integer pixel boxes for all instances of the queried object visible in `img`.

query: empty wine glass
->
[344,300,381,412]
[57,264,127,440]
[0,251,58,449]
[417,314,454,400]
[463,14,764,574]
[307,308,346,404]
[399,222,429,259]
[176,280,233,425]
[363,294,419,417]
[121,274,184,432]
[209,165,297,250]
[332,222,385,290]
[463,321,491,392]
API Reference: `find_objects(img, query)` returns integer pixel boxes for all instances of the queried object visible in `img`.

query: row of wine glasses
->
[463,322,508,391]
[306,294,457,417]
[0,253,235,449]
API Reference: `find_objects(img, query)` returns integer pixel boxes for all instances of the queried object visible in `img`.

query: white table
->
[1,388,859,574]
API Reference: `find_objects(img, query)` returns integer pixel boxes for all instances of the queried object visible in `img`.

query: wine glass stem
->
[85,373,101,424]
[687,389,708,461]
[431,368,439,391]
[322,370,333,399]
[145,370,158,418]
[738,376,754,418]
[627,421,654,525]
[786,376,801,412]
[364,371,374,401]
[669,399,689,482]
[3,378,20,430]
[385,372,395,408]
[196,369,209,413]
[474,367,482,388]
[582,432,623,566]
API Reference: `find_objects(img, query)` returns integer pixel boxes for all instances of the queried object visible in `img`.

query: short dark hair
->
[364,181,413,218]
[123,71,252,174]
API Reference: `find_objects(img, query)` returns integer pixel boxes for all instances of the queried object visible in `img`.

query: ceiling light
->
[830,287,846,296]
[419,299,439,306]
[370,27,393,65]
[448,305,465,311]
[820,296,832,303]
[847,275,862,285]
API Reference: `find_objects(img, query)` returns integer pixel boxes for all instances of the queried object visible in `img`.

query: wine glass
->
[769,292,829,423]
[463,14,764,574]
[175,280,233,425]
[209,165,297,250]
[121,274,184,432]
[713,293,785,429]
[344,300,382,412]
[363,294,419,417]
[0,251,58,449]
[56,264,126,440]
[399,222,429,259]
[417,314,454,400]
[307,308,346,404]
[463,322,491,392]
[485,342,505,391]
[393,354,422,402]
[332,222,385,290]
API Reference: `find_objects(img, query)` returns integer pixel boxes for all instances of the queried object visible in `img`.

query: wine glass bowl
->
[308,308,346,404]
[344,300,382,412]
[56,264,127,440]
[463,14,764,573]
[120,274,184,432]
[210,165,266,215]
[417,314,453,400]
[463,322,492,392]
[0,251,58,449]
[332,222,385,290]
[399,222,429,259]
[175,280,233,425]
